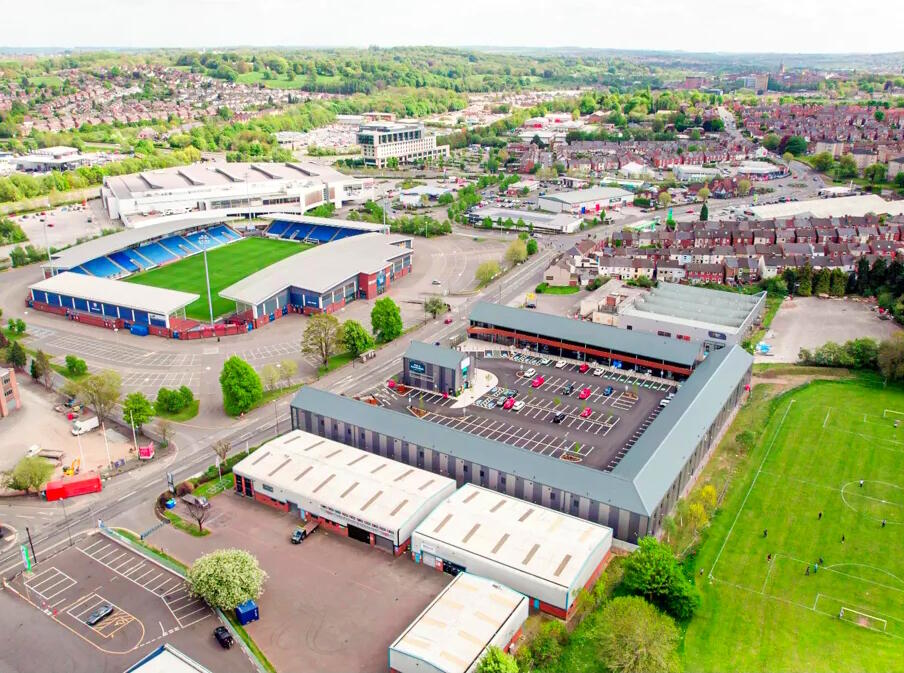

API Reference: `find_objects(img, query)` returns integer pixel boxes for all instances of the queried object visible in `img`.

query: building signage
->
[460,356,471,372]
[409,360,426,374]
[708,331,727,341]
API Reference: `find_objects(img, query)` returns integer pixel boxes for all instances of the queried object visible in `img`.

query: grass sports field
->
[125,237,311,321]
[686,377,904,671]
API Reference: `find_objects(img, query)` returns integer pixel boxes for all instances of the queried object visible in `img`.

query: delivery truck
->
[71,416,99,436]
[42,474,102,501]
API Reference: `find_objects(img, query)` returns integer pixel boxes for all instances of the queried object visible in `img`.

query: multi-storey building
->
[0,367,20,418]
[356,122,449,168]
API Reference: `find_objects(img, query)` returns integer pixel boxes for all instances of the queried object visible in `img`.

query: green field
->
[236,71,342,89]
[686,377,904,671]
[125,238,310,321]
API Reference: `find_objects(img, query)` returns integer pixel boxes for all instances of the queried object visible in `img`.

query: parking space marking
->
[24,567,77,600]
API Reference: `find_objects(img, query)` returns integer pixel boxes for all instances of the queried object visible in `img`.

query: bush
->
[175,480,195,497]
[530,620,569,667]
[158,492,173,510]
[65,354,87,376]
[622,536,701,621]
[798,337,879,370]
[156,385,195,415]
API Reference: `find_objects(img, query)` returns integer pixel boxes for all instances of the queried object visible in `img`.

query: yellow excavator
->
[63,458,80,477]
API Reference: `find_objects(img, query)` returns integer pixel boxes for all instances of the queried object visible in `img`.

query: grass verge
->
[317,352,354,376]
[193,475,233,500]
[163,510,210,537]
[113,527,188,572]
[155,399,200,423]
[224,611,278,673]
[252,383,303,411]
[535,282,581,295]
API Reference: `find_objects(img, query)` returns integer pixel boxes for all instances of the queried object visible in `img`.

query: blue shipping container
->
[130,324,149,337]
[235,600,259,625]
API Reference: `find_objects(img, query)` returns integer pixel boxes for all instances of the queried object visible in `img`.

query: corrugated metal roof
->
[613,345,753,513]
[469,302,701,367]
[539,186,633,205]
[29,271,199,316]
[404,341,466,371]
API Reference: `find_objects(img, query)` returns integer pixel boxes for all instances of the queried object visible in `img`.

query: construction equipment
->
[63,458,80,477]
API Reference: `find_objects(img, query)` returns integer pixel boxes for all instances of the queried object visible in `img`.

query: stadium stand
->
[108,251,139,273]
[265,220,290,237]
[135,242,177,265]
[81,256,126,278]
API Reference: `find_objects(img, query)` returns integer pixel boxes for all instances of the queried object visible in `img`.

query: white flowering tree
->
[186,548,267,611]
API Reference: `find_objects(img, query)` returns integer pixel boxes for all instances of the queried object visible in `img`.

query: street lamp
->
[43,218,54,275]
[198,233,215,327]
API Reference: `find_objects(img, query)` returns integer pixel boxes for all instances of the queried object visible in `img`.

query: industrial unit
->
[101,161,373,224]
[219,233,413,319]
[290,342,752,543]
[402,342,473,395]
[411,485,612,619]
[616,282,766,351]
[231,430,456,554]
[28,272,199,333]
[388,572,528,673]
[468,207,584,233]
[537,186,634,215]
[467,301,703,378]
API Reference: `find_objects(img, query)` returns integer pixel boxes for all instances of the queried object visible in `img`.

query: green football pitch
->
[686,378,904,671]
[125,237,311,321]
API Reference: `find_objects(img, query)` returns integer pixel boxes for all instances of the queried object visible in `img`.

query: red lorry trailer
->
[42,474,102,501]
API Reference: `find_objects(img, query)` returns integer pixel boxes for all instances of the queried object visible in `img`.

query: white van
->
[72,416,100,435]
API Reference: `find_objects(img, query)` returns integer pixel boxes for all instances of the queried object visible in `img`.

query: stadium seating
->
[211,225,240,241]
[135,242,177,265]
[183,231,222,250]
[329,228,360,242]
[176,236,200,253]
[307,226,339,243]
[82,256,126,277]
[283,223,313,241]
[266,220,290,237]
[108,251,139,273]
[158,236,189,259]
[125,249,153,269]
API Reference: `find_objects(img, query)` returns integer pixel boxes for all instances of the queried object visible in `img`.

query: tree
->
[5,340,26,369]
[219,356,263,416]
[301,313,342,368]
[526,238,538,255]
[65,355,87,376]
[783,135,807,156]
[156,418,173,448]
[186,548,267,611]
[836,154,858,179]
[697,187,710,202]
[657,191,672,208]
[2,456,55,494]
[700,202,708,221]
[814,268,831,296]
[122,391,154,431]
[371,298,403,343]
[594,596,680,673]
[33,349,52,389]
[737,178,751,196]
[529,620,568,668]
[476,647,518,673]
[895,172,904,189]
[855,256,871,295]
[424,295,447,319]
[830,269,847,297]
[475,260,501,287]
[878,334,904,381]
[811,152,835,172]
[278,359,297,386]
[762,133,781,151]
[260,363,280,391]
[342,320,374,357]
[622,536,700,621]
[864,163,887,184]
[797,263,813,297]
[185,500,212,533]
[875,109,886,122]
[505,239,528,265]
[66,370,122,425]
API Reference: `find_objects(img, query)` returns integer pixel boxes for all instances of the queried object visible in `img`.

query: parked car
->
[531,376,545,388]
[182,494,210,509]
[580,407,592,418]
[579,387,592,400]
[593,368,604,377]
[659,399,671,407]
[540,358,551,366]
[555,360,567,369]
[603,386,614,396]
[431,279,442,285]
[579,363,590,373]
[214,626,235,649]
[86,604,114,626]
[564,383,574,395]
[503,397,515,410]
[552,411,567,424]
[512,400,525,411]
[523,368,536,378]
[444,317,453,324]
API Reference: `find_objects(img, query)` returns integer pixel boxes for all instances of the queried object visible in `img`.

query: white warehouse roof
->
[232,430,456,542]
[748,194,904,220]
[30,271,199,316]
[390,573,528,673]
[413,484,612,600]
[539,186,633,205]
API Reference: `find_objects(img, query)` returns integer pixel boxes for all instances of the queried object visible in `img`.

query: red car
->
[502,397,515,410]
[531,375,545,388]
[686,208,695,213]
[578,387,592,400]
[580,407,592,418]
[444,317,453,324]
[387,380,396,389]
[578,363,590,373]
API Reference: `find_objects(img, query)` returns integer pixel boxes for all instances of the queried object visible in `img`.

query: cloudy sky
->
[4,0,902,53]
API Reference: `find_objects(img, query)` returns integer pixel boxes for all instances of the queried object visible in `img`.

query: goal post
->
[882,409,904,418]
[838,606,888,632]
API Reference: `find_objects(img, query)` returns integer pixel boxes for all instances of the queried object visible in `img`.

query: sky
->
[3,0,902,54]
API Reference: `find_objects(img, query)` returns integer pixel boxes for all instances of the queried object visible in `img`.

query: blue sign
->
[708,330,727,341]
[409,360,426,374]
[613,360,623,369]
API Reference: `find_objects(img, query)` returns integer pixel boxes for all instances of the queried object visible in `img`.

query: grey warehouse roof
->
[629,283,765,331]
[219,233,411,304]
[49,215,238,270]
[540,186,633,205]
[404,341,466,371]
[30,271,199,316]
[469,301,701,367]
[262,213,387,233]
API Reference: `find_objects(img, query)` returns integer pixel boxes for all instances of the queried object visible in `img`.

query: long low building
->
[289,343,753,542]
[411,484,611,619]
[101,161,374,224]
[537,186,633,215]
[232,429,456,555]
[389,572,528,673]
[747,194,904,220]
[28,272,198,331]
[468,301,703,377]
[219,232,413,319]
[467,207,583,234]
[616,282,766,352]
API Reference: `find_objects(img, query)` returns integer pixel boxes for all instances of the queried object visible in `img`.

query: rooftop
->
[539,186,633,205]
[232,429,455,536]
[404,341,467,371]
[622,283,766,332]
[390,572,527,673]
[124,644,212,673]
[262,213,387,233]
[471,207,582,230]
[30,272,199,316]
[219,233,412,304]
[414,484,612,591]
[748,195,904,220]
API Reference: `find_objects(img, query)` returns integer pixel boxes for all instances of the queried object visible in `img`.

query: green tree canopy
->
[371,297,403,343]
[219,356,263,416]
[476,646,518,673]
[3,456,55,494]
[5,340,26,369]
[186,548,268,611]
[123,391,154,430]
[63,370,122,425]
[622,536,701,621]
[475,260,501,286]
[505,239,528,265]
[342,319,374,357]
[593,596,680,673]
[301,313,342,368]
[526,238,538,255]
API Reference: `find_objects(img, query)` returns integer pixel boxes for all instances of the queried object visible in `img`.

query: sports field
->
[686,377,904,671]
[125,237,311,321]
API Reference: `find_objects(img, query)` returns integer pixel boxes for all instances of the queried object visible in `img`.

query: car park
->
[580,407,592,418]
[486,399,497,409]
[214,626,235,649]
[531,376,545,388]
[579,363,590,373]
[579,387,592,400]
[496,395,508,406]
[86,603,114,626]
[512,400,525,411]
[502,397,515,410]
